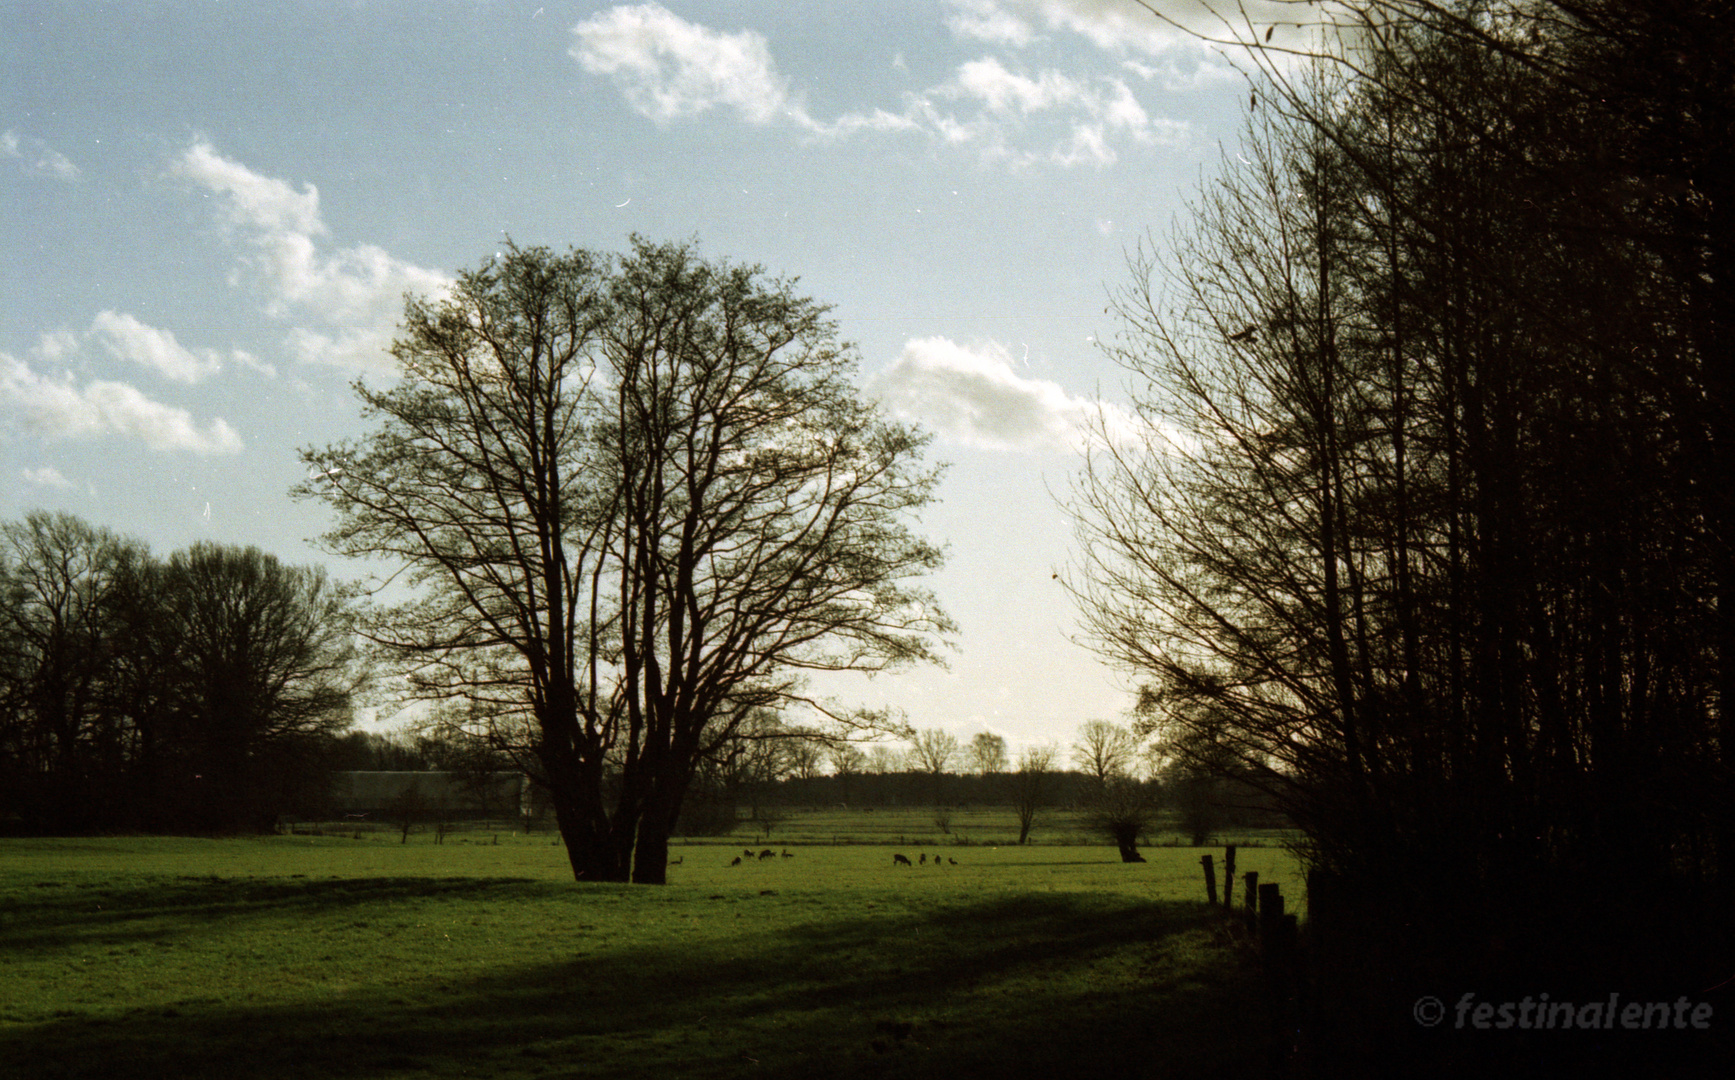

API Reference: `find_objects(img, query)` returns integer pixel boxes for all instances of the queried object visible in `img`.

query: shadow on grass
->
[1,884,1269,1080]
[0,876,539,955]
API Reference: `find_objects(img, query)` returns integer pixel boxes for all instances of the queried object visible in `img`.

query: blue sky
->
[2,1,1293,754]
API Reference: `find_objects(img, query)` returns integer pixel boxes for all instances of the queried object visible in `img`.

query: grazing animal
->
[744,848,755,857]
[893,853,912,866]
[758,848,775,860]
[919,853,926,865]
[781,849,793,858]
[948,857,958,865]
[730,856,742,866]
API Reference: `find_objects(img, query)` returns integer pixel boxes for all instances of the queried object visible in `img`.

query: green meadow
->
[0,832,1304,1079]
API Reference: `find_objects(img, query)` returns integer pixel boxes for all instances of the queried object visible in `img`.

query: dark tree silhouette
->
[297,239,950,883]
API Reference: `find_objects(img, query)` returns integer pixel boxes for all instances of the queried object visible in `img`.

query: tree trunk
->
[541,738,630,882]
[631,771,693,884]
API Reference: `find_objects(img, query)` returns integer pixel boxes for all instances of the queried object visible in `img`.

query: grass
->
[0,834,1303,1079]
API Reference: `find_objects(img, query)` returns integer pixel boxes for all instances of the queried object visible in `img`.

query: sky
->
[2,1,1297,757]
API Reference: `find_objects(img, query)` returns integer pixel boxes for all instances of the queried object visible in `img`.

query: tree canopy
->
[298,238,951,883]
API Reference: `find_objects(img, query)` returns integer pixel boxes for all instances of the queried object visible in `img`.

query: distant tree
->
[968,732,1008,776]
[153,543,360,831]
[387,777,425,843]
[1009,744,1058,845]
[1081,776,1160,863]
[1165,768,1223,848]
[296,239,951,883]
[864,744,902,775]
[0,517,359,833]
[782,728,826,782]
[711,708,802,837]
[909,727,959,804]
[1069,720,1139,790]
[0,513,145,830]
[823,741,866,804]
[329,731,436,772]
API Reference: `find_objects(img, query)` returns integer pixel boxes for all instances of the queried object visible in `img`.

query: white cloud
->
[946,0,1038,46]
[88,310,226,383]
[3,129,82,182]
[19,465,75,490]
[955,57,1087,114]
[942,59,1186,166]
[570,4,1186,167]
[22,311,267,385]
[175,140,323,236]
[869,337,1119,453]
[170,140,451,372]
[953,0,1299,54]
[571,4,800,125]
[0,352,244,455]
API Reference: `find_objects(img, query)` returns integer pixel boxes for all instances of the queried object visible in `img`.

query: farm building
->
[326,771,529,822]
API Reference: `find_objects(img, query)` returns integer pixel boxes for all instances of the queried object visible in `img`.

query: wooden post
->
[1259,882,1284,949]
[1200,854,1217,905]
[1223,845,1237,908]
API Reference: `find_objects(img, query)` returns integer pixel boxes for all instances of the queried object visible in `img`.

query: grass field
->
[0,831,1303,1079]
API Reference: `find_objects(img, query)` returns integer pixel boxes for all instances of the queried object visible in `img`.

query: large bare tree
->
[298,239,951,883]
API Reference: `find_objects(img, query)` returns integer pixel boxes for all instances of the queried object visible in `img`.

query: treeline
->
[720,770,1283,823]
[1072,0,1732,1064]
[0,512,359,833]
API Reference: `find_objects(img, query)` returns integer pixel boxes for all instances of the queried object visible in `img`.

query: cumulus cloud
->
[3,129,82,182]
[570,3,1186,167]
[0,352,244,455]
[571,5,919,137]
[948,0,1306,54]
[22,311,268,385]
[571,4,798,124]
[945,0,1038,46]
[945,57,1184,166]
[170,140,451,372]
[87,311,227,383]
[19,465,75,490]
[868,337,1124,453]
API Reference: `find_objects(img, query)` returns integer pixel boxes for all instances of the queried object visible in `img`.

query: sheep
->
[948,857,958,865]
[893,853,912,866]
[781,849,794,858]
[919,853,926,865]
[730,856,742,866]
[758,848,775,860]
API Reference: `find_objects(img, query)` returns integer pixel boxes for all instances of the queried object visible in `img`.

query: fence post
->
[1259,882,1284,949]
[1223,845,1237,908]
[1200,854,1218,905]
